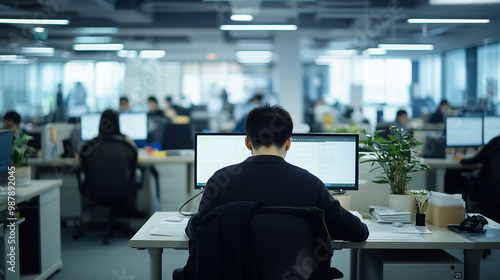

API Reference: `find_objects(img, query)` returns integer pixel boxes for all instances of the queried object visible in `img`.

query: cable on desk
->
[178,190,204,216]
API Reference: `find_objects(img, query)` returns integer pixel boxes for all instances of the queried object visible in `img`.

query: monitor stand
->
[330,190,346,195]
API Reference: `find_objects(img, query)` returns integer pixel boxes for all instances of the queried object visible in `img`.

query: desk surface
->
[420,157,481,169]
[0,179,62,211]
[130,211,500,251]
[28,154,194,166]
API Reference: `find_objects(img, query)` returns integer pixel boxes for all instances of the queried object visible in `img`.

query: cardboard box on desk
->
[425,203,465,227]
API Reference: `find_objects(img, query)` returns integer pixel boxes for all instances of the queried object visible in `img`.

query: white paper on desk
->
[160,217,189,225]
[349,211,363,220]
[149,227,187,237]
[392,226,432,234]
[366,223,425,240]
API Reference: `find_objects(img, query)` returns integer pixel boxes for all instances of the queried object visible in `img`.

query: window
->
[444,49,466,106]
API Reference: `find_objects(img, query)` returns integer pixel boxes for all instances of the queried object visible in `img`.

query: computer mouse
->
[392,222,403,227]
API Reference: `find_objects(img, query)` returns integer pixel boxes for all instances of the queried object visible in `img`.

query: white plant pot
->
[14,166,31,187]
[388,193,413,212]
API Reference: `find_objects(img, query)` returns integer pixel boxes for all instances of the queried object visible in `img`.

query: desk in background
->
[0,179,63,280]
[421,157,481,193]
[28,152,195,217]
[130,211,500,280]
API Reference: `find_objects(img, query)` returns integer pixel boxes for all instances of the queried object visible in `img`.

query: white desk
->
[130,211,500,280]
[0,179,63,280]
[421,158,481,192]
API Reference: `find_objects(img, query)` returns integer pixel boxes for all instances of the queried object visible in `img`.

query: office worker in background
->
[2,111,22,137]
[164,96,178,120]
[429,99,450,124]
[97,109,136,148]
[394,110,408,130]
[180,104,369,278]
[119,97,131,112]
[147,96,165,117]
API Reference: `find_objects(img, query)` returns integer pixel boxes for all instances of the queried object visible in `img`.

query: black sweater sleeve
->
[461,136,500,165]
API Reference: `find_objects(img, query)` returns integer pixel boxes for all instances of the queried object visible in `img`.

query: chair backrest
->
[79,135,138,208]
[481,146,500,204]
[250,207,333,280]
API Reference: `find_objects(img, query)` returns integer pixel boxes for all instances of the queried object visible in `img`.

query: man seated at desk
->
[178,104,369,279]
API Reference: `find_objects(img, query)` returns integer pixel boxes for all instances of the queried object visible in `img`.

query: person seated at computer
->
[429,99,450,124]
[178,104,369,279]
[119,97,131,112]
[147,96,164,117]
[164,96,178,120]
[394,110,408,130]
[2,111,23,137]
[232,94,264,132]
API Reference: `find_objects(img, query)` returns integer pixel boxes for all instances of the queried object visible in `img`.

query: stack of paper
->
[369,206,411,223]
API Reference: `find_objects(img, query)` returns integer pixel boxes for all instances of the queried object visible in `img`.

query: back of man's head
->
[396,110,407,119]
[245,104,293,149]
[3,111,21,125]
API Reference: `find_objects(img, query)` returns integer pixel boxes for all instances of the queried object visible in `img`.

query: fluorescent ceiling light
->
[21,47,54,54]
[325,50,357,56]
[365,48,387,55]
[74,36,113,43]
[139,50,165,59]
[220,25,297,31]
[378,44,434,50]
[237,58,272,64]
[73,43,124,51]
[73,27,118,34]
[117,50,138,58]
[408,18,490,24]
[34,27,45,33]
[0,55,24,61]
[235,51,273,59]
[0,18,69,25]
[231,14,253,21]
[430,0,500,4]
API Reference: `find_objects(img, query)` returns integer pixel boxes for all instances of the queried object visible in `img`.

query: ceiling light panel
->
[0,18,69,25]
[73,44,124,51]
[408,18,490,24]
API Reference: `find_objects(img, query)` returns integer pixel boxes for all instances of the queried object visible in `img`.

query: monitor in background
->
[119,112,147,140]
[0,130,14,187]
[195,133,359,192]
[162,124,194,150]
[445,117,483,147]
[484,116,500,145]
[80,113,101,141]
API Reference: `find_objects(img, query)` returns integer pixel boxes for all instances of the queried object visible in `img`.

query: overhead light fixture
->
[430,0,500,4]
[117,50,138,58]
[365,48,387,55]
[0,18,69,25]
[408,18,490,24]
[73,43,124,51]
[139,50,165,59]
[231,14,253,21]
[34,27,45,33]
[74,36,113,43]
[0,55,24,61]
[237,58,272,64]
[235,51,273,59]
[21,47,54,56]
[73,27,118,34]
[220,25,297,31]
[378,44,434,51]
[324,50,357,56]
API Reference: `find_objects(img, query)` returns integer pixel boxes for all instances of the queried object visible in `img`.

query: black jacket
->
[187,155,369,242]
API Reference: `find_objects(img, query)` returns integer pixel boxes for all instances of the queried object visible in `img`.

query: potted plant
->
[11,131,36,186]
[359,126,431,211]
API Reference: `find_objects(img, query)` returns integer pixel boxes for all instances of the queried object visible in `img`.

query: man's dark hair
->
[439,99,449,107]
[396,110,407,118]
[120,97,129,103]
[245,104,293,149]
[3,111,21,125]
[148,96,158,104]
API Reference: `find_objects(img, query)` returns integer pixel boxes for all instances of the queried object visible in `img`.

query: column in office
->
[273,32,304,124]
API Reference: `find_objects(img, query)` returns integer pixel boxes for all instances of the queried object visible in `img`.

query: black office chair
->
[250,207,343,280]
[73,135,142,245]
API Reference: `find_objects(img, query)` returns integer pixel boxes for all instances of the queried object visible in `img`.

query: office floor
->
[49,225,500,280]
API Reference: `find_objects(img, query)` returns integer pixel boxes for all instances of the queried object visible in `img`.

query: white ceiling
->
[1,0,500,63]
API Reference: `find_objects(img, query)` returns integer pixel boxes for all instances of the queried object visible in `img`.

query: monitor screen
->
[81,112,148,141]
[195,133,359,191]
[484,116,500,145]
[80,113,101,141]
[119,113,148,140]
[445,117,483,147]
[0,130,14,187]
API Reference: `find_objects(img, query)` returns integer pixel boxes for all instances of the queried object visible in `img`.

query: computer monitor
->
[119,112,148,140]
[194,133,359,191]
[81,112,148,141]
[80,113,101,141]
[445,117,483,147]
[484,116,500,145]
[0,130,14,187]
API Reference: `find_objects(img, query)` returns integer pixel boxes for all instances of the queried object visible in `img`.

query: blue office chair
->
[73,135,142,245]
